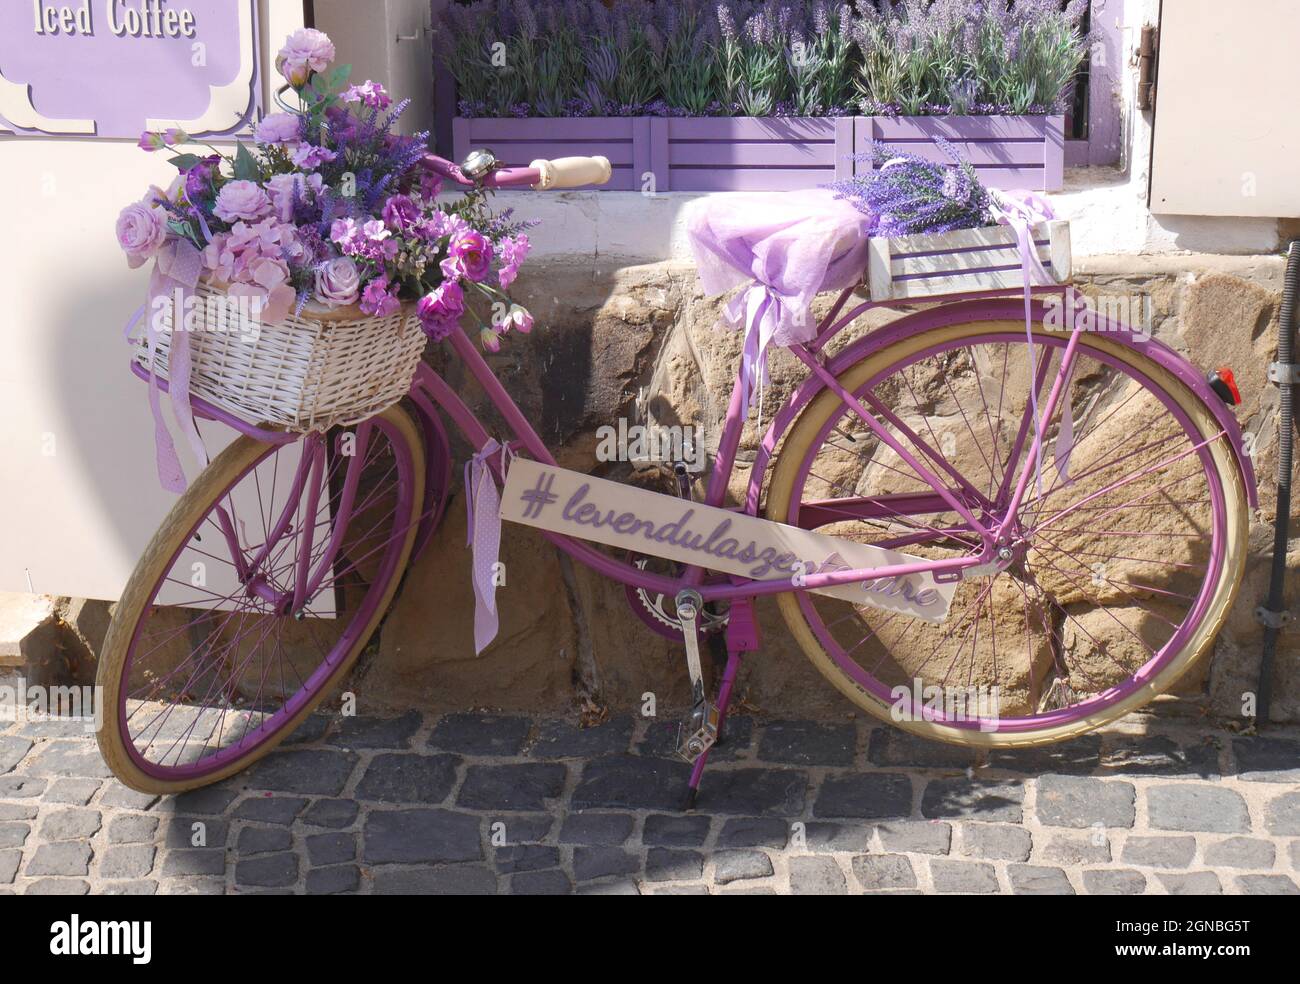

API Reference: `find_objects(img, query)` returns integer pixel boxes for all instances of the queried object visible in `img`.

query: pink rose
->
[116,199,169,269]
[382,194,420,232]
[315,257,361,308]
[276,28,335,87]
[214,180,271,223]
[448,231,493,282]
[254,113,302,146]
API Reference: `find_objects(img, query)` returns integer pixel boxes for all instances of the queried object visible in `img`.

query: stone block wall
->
[364,253,1299,726]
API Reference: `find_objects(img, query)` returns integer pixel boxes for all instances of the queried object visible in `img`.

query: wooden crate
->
[866,220,1072,302]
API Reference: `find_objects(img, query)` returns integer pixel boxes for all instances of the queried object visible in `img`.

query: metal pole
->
[1257,239,1300,724]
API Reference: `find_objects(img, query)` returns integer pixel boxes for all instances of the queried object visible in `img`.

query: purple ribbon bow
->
[125,238,208,493]
[464,439,506,655]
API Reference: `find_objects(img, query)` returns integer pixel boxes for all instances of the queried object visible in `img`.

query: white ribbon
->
[464,440,509,655]
[724,282,796,428]
[988,189,1066,494]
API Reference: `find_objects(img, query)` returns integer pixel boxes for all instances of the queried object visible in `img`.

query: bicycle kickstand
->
[674,594,760,810]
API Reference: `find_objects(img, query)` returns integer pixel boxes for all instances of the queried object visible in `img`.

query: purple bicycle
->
[97,151,1254,801]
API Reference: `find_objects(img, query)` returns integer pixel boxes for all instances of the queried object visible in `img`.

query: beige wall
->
[0,0,305,600]
[1149,0,1300,218]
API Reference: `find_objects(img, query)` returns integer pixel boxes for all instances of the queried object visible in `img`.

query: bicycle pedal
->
[677,700,720,764]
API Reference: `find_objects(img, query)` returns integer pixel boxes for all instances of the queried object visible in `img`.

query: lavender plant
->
[436,0,1090,119]
[827,140,994,236]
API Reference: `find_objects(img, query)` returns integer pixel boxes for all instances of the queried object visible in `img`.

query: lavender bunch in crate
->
[827,139,993,237]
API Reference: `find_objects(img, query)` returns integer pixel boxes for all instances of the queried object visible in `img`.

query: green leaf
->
[169,153,201,171]
[233,142,260,181]
[325,63,352,94]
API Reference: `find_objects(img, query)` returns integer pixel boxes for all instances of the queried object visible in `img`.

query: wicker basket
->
[134,279,427,432]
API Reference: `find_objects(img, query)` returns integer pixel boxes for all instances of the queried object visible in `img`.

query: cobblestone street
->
[1,708,1297,895]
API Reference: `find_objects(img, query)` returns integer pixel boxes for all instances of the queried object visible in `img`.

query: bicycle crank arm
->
[674,590,720,764]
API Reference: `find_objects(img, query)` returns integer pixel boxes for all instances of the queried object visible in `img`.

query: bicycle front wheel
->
[766,320,1247,746]
[97,404,425,793]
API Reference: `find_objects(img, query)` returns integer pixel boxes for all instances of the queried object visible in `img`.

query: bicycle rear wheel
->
[766,320,1247,746]
[97,404,424,793]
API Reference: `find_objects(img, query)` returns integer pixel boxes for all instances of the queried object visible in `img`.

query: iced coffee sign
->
[0,1,259,138]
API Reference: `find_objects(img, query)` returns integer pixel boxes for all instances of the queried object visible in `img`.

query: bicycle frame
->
[408,284,1090,607]
[134,274,1258,621]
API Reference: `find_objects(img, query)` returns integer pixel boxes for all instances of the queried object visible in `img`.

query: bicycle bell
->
[460,148,498,181]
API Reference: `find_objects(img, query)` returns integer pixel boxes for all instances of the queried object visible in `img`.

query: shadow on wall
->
[44,265,234,598]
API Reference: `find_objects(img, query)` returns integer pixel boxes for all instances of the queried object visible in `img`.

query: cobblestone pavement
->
[1,708,1298,895]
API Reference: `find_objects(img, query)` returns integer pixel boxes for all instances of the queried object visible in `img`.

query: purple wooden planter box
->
[858,115,1064,192]
[452,114,1064,193]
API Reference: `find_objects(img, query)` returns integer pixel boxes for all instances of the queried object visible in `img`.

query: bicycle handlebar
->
[419,152,611,191]
[530,155,613,190]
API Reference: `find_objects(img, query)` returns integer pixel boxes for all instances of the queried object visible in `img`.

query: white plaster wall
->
[0,0,305,600]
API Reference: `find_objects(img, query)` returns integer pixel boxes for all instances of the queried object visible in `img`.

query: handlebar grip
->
[530,156,612,190]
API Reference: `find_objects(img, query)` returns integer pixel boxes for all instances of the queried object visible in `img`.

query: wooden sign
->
[0,1,260,138]
[500,459,956,623]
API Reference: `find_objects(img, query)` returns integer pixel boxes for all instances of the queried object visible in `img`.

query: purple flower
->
[330,217,361,250]
[342,80,393,110]
[277,28,335,86]
[417,282,465,340]
[265,172,323,222]
[137,131,167,152]
[213,180,272,223]
[418,170,443,200]
[360,277,402,318]
[496,233,530,288]
[362,219,391,243]
[254,113,303,146]
[381,194,420,232]
[184,154,222,203]
[447,231,493,282]
[291,144,338,170]
[314,256,361,308]
[115,199,169,269]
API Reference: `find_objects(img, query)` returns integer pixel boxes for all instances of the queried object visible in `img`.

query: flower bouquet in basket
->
[116,27,533,438]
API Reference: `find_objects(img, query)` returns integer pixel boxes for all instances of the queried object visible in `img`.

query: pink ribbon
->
[125,239,208,493]
[988,190,1067,492]
[464,439,507,655]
